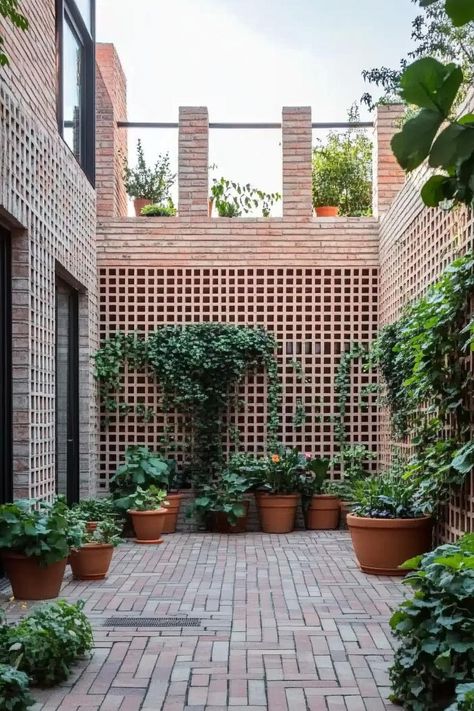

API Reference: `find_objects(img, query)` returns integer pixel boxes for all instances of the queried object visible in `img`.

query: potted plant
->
[256,448,305,534]
[187,471,250,533]
[70,497,115,532]
[210,177,281,218]
[127,486,169,544]
[312,106,372,218]
[298,457,339,530]
[69,517,122,581]
[0,498,83,600]
[123,139,176,216]
[347,471,433,576]
[327,444,376,525]
[140,201,176,217]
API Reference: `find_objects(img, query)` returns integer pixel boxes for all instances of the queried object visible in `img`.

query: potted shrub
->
[0,498,83,600]
[210,177,281,218]
[127,486,169,544]
[327,444,376,526]
[110,446,182,534]
[312,106,372,218]
[71,496,115,532]
[256,448,305,534]
[123,139,176,216]
[187,471,250,533]
[298,457,339,530]
[347,472,433,576]
[69,517,122,581]
[140,201,176,217]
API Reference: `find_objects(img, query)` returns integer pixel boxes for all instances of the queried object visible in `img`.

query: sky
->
[96,0,418,212]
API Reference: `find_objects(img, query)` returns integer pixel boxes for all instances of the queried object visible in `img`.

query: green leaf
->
[399,58,463,115]
[391,109,444,171]
[445,0,474,26]
[421,175,456,207]
[430,123,474,170]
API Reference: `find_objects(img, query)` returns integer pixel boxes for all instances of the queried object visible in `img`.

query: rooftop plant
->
[140,202,176,217]
[123,140,176,202]
[210,177,281,217]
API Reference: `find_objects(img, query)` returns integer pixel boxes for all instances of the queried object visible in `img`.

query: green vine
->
[94,324,280,484]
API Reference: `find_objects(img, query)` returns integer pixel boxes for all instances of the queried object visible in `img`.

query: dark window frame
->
[56,0,96,185]
[0,228,12,505]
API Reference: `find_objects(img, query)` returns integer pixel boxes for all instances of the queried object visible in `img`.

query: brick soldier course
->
[3,532,403,711]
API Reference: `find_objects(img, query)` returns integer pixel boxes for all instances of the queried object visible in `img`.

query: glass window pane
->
[73,0,91,32]
[63,19,82,161]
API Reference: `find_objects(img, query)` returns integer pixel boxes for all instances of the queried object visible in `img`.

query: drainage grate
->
[103,616,202,628]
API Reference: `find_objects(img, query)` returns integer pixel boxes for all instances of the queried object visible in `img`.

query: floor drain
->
[103,617,202,628]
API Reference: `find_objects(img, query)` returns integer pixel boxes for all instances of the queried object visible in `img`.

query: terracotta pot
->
[210,500,250,534]
[69,543,114,580]
[315,206,339,217]
[305,495,340,530]
[208,197,214,217]
[86,521,98,533]
[1,552,67,600]
[128,508,167,544]
[257,493,300,534]
[134,198,152,216]
[162,493,183,534]
[347,514,433,576]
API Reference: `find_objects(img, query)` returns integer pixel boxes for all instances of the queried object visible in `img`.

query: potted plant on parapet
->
[255,448,305,534]
[123,139,176,216]
[127,486,169,544]
[187,471,251,533]
[312,105,372,217]
[0,498,83,600]
[298,457,340,530]
[68,516,122,581]
[209,178,281,217]
[347,470,432,576]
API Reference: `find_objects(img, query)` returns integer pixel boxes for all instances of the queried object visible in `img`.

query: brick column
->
[178,107,209,217]
[282,107,313,221]
[95,43,128,218]
[373,104,406,217]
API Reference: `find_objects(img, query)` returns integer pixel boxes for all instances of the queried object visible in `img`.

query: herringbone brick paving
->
[1,532,405,710]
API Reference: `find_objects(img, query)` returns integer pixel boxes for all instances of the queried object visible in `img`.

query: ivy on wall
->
[94,324,281,483]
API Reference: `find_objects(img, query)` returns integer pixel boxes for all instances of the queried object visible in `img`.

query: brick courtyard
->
[2,532,405,711]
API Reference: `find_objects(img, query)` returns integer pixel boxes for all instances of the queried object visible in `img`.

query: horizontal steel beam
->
[116,121,374,130]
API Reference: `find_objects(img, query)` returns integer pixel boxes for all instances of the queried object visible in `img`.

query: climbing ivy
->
[94,324,280,483]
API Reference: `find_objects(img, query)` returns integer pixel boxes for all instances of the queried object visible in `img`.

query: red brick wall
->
[372,105,406,218]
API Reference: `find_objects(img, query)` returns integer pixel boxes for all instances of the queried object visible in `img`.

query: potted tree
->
[123,140,176,216]
[298,457,339,530]
[0,498,83,600]
[347,471,433,576]
[187,471,250,533]
[68,517,122,581]
[312,107,372,218]
[127,486,169,544]
[256,448,305,534]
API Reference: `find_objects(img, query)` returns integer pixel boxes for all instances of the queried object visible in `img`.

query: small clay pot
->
[210,500,250,534]
[69,543,114,580]
[86,521,98,533]
[128,508,168,544]
[134,198,152,216]
[2,552,67,600]
[257,493,300,534]
[315,206,339,217]
[347,514,433,576]
[305,495,340,530]
[162,493,183,534]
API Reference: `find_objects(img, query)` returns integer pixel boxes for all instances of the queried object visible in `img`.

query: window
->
[57,0,95,183]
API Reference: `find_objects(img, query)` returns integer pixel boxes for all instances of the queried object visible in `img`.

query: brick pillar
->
[95,43,128,218]
[178,107,209,218]
[373,104,406,217]
[282,106,313,221]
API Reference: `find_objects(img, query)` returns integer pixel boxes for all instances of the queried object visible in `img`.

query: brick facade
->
[0,2,98,499]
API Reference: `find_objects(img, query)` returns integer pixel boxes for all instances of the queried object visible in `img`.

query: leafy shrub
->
[261,447,307,494]
[297,458,330,504]
[210,177,281,217]
[0,664,34,711]
[71,497,115,523]
[0,498,83,564]
[390,535,474,711]
[447,684,474,711]
[187,471,250,526]
[127,485,168,512]
[0,601,93,688]
[110,446,174,512]
[123,140,175,202]
[140,202,176,217]
[351,470,427,518]
[86,518,122,546]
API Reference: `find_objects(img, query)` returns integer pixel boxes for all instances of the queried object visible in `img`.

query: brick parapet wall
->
[372,105,406,218]
[282,107,313,221]
[96,44,128,218]
[178,107,209,218]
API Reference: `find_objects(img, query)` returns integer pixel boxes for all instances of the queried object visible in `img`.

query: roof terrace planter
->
[123,139,176,216]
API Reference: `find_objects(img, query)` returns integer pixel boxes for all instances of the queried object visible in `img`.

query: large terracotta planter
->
[128,508,167,544]
[258,493,300,534]
[315,206,339,217]
[1,552,67,600]
[305,495,340,530]
[210,500,250,534]
[134,198,152,216]
[162,493,183,534]
[347,514,433,576]
[69,543,114,580]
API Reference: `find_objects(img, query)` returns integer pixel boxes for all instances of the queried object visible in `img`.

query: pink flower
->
[304,452,312,460]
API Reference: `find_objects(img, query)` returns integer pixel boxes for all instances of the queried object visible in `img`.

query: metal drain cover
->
[103,617,202,628]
